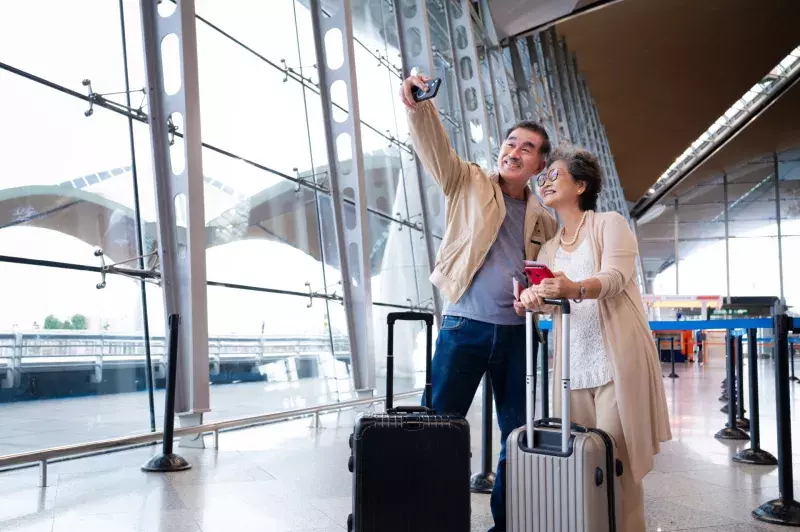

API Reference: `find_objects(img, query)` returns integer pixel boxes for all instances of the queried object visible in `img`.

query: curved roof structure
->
[488,0,800,205]
[0,153,408,274]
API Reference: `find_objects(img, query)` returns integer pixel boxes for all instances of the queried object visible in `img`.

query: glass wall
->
[640,148,800,313]
[0,0,158,452]
[0,0,632,456]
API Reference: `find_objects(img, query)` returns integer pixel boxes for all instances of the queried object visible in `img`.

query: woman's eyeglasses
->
[536,168,562,187]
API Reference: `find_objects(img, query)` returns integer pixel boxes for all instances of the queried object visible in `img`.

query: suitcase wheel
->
[594,467,604,486]
[616,458,624,477]
[347,513,353,531]
[349,433,354,449]
[348,455,354,473]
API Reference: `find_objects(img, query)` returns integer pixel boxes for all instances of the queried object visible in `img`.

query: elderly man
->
[400,74,558,532]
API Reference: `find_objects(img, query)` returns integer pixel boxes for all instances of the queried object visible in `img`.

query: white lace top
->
[553,239,614,390]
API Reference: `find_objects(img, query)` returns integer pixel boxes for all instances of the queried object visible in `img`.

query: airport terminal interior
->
[1,0,800,530]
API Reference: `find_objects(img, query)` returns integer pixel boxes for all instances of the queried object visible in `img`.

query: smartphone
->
[524,261,555,286]
[413,78,441,102]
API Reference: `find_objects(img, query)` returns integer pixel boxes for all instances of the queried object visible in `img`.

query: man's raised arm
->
[400,75,470,198]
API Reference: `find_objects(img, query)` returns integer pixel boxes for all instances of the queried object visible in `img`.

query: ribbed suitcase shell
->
[350,413,471,532]
[506,424,621,532]
[347,312,471,532]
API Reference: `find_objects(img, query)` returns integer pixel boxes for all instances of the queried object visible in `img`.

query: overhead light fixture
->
[638,204,666,225]
[641,45,800,202]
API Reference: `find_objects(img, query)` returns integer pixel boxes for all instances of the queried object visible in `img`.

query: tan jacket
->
[538,211,672,484]
[406,101,558,304]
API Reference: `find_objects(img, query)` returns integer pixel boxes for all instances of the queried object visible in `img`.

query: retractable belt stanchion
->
[715,332,749,441]
[733,328,777,465]
[753,306,800,525]
[735,334,749,430]
[656,337,664,378]
[469,374,495,493]
[721,334,736,415]
[668,336,679,378]
[142,314,191,472]
[541,329,549,419]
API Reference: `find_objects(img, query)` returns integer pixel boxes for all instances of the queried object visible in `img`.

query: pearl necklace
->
[560,211,587,246]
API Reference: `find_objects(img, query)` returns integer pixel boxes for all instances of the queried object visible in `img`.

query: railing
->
[0,388,424,485]
[0,330,351,392]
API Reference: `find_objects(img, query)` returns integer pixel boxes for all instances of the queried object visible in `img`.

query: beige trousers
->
[570,382,646,532]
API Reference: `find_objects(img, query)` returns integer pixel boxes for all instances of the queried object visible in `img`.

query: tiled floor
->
[1,358,799,531]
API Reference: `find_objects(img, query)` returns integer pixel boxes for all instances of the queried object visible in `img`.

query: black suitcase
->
[346,311,471,532]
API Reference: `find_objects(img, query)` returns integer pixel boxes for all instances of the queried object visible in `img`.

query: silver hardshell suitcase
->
[506,298,622,531]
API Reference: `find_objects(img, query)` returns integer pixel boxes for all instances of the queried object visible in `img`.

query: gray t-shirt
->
[443,193,527,326]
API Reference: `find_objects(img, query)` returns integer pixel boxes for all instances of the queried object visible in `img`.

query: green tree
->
[70,314,87,330]
[44,315,62,330]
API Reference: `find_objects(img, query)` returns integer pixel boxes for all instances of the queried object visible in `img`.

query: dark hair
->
[546,144,603,211]
[504,120,551,159]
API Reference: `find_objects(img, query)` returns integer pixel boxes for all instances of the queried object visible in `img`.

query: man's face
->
[497,128,547,185]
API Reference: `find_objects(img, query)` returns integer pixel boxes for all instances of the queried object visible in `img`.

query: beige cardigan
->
[537,210,672,484]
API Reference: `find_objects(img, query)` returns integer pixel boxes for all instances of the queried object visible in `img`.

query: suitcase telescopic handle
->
[526,298,571,453]
[542,298,571,313]
[386,312,434,412]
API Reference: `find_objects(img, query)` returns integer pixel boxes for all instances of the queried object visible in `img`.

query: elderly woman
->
[518,145,671,531]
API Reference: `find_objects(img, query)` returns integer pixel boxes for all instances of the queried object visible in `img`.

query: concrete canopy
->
[487,0,800,203]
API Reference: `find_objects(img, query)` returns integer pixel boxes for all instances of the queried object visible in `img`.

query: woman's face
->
[538,159,585,209]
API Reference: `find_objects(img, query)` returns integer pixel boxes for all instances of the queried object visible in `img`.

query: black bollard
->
[668,336,679,378]
[733,328,777,465]
[656,337,664,378]
[734,335,749,430]
[541,329,549,419]
[753,308,800,525]
[142,314,191,472]
[470,374,495,493]
[715,332,749,441]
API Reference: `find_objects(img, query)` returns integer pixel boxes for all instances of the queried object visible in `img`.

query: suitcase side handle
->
[386,406,434,414]
[386,312,434,412]
[533,418,586,433]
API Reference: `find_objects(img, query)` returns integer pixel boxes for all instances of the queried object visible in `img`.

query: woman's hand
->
[519,286,546,311]
[537,272,581,300]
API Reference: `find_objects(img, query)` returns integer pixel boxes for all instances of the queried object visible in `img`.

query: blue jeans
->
[422,315,530,532]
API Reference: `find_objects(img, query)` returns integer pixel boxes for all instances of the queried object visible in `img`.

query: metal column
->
[774,152,785,300]
[486,45,516,137]
[576,71,613,210]
[310,0,375,395]
[445,0,495,168]
[723,172,731,299]
[566,54,596,154]
[139,0,210,419]
[527,34,559,141]
[581,75,614,187]
[392,0,443,322]
[540,29,572,144]
[508,38,534,121]
[586,87,626,214]
[674,197,680,293]
[552,34,584,148]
